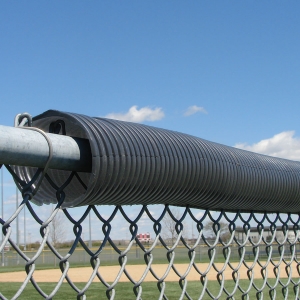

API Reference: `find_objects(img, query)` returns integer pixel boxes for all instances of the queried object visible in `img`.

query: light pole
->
[1,167,4,266]
[28,232,31,250]
[16,187,19,264]
[24,205,26,251]
[89,211,92,248]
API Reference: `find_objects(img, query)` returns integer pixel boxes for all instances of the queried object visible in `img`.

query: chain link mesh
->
[0,162,299,299]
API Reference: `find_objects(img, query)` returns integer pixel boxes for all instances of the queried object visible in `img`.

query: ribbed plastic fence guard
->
[0,110,299,299]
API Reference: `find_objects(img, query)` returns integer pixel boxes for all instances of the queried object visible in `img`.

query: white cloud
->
[4,193,21,205]
[3,180,16,187]
[235,131,300,161]
[184,105,207,116]
[195,211,204,219]
[105,105,164,123]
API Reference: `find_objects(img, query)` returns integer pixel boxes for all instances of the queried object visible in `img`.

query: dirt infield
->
[0,262,295,283]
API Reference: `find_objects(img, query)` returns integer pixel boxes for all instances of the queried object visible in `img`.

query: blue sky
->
[1,1,300,242]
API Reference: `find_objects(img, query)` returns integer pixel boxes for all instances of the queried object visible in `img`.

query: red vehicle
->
[137,232,150,242]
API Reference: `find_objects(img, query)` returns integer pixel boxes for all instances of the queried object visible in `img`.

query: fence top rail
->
[5,110,300,213]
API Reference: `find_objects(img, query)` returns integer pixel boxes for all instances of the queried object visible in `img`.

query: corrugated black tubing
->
[13,110,300,213]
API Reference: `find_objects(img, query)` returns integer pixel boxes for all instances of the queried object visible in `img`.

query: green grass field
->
[0,280,297,299]
[1,245,299,299]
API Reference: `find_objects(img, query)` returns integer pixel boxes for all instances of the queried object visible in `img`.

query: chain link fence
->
[1,192,299,299]
[0,111,300,299]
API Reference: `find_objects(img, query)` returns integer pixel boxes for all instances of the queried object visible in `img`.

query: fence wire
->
[0,162,299,299]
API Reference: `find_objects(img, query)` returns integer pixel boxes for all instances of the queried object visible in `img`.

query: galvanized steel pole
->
[0,125,92,172]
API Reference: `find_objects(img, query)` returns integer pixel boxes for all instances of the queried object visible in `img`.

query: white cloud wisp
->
[105,105,164,123]
[235,131,300,161]
[184,105,207,117]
